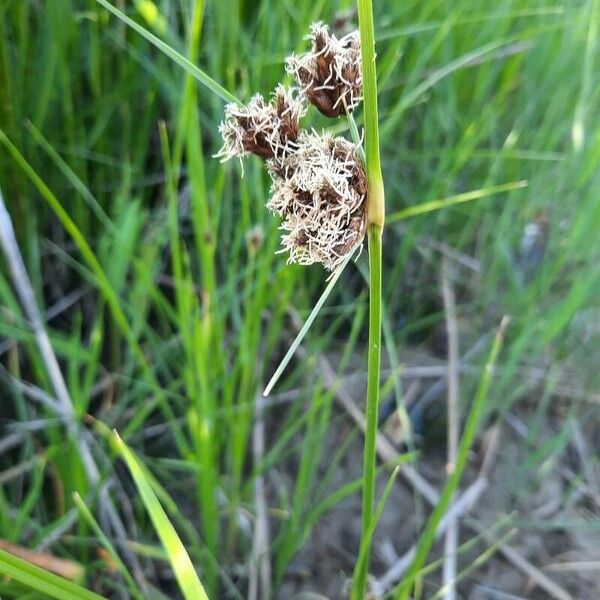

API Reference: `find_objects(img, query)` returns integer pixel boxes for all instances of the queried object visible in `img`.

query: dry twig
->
[441,257,460,600]
[248,395,272,600]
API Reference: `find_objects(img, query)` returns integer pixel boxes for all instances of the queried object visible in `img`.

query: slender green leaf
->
[112,432,210,600]
[0,548,105,600]
[387,181,528,222]
[73,493,145,600]
[95,0,237,104]
[352,466,400,598]
[396,317,510,599]
[263,246,357,396]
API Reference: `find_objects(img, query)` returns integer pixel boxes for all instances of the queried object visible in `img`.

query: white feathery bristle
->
[266,131,366,270]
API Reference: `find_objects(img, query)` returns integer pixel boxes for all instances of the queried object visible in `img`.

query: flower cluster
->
[286,22,362,117]
[268,132,366,269]
[216,22,365,270]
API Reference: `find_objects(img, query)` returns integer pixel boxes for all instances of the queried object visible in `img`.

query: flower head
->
[216,85,306,163]
[216,22,367,271]
[286,22,362,118]
[267,132,367,270]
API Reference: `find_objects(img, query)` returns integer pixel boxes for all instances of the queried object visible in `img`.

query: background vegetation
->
[0,0,599,598]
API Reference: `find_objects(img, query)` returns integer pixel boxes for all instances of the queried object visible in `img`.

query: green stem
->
[357,0,385,229]
[354,2,385,596]
[353,224,383,599]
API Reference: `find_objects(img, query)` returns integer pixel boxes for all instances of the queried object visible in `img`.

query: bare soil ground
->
[276,345,600,600]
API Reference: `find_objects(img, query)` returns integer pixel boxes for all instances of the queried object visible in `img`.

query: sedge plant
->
[215,9,386,594]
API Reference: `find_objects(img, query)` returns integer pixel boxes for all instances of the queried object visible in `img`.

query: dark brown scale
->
[332,211,366,257]
[315,50,334,81]
[313,30,328,53]
[234,115,275,158]
[320,184,342,207]
[295,34,360,118]
[342,62,360,84]
[287,189,315,218]
[278,118,300,148]
[275,94,301,144]
[233,91,303,160]
[294,230,310,247]
[351,162,367,196]
[242,134,275,158]
[307,89,341,118]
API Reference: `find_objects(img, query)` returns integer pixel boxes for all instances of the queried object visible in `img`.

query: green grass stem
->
[353,0,386,597]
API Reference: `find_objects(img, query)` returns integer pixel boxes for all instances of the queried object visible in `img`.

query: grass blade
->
[263,247,357,397]
[73,493,145,600]
[0,548,106,600]
[351,466,400,598]
[386,181,528,222]
[430,528,517,600]
[24,120,115,233]
[0,128,188,451]
[112,432,210,600]
[381,37,528,140]
[94,0,237,104]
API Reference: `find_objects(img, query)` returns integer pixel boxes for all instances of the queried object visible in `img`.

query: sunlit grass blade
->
[94,0,237,104]
[263,247,357,397]
[0,548,106,600]
[387,181,528,222]
[112,432,210,600]
[396,317,510,599]
[351,466,400,599]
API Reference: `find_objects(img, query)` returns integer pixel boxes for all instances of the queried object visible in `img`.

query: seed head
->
[286,22,362,118]
[267,132,367,270]
[216,85,306,164]
[216,22,367,271]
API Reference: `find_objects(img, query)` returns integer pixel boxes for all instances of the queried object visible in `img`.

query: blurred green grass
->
[0,0,599,598]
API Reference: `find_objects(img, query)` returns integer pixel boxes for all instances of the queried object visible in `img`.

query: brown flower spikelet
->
[286,22,362,118]
[216,85,306,163]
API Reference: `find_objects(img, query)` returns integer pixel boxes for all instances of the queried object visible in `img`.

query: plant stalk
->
[354,0,385,597]
[358,0,385,229]
[352,224,383,599]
